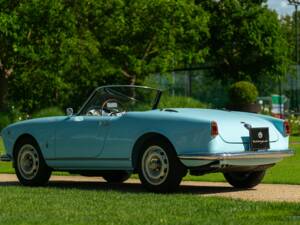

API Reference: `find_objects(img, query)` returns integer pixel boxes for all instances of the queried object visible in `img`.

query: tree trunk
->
[130,75,136,86]
[0,72,8,111]
[121,69,136,86]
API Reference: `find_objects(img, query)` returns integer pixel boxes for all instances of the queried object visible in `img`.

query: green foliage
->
[0,106,64,131]
[95,0,210,83]
[287,114,300,136]
[159,95,208,108]
[4,0,117,112]
[144,73,229,108]
[32,107,64,118]
[0,0,291,113]
[143,73,174,90]
[0,105,28,130]
[200,0,288,85]
[0,112,10,130]
[9,105,29,122]
[229,81,258,105]
[280,15,294,64]
[0,0,210,113]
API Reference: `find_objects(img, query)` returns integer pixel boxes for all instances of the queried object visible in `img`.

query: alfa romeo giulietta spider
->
[0,85,294,192]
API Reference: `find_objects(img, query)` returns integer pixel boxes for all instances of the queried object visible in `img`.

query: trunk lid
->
[171,108,279,143]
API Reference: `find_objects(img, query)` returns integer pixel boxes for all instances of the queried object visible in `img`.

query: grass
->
[1,137,300,184]
[0,185,299,225]
[0,138,12,174]
[290,136,300,143]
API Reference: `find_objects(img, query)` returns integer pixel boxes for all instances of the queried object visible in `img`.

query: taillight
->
[284,121,290,136]
[211,121,218,137]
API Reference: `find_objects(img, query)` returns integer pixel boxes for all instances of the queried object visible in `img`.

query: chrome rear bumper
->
[178,149,294,161]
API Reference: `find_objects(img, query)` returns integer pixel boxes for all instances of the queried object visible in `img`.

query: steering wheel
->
[101,99,125,116]
[86,106,102,116]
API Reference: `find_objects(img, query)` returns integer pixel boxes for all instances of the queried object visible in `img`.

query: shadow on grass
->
[0,179,252,195]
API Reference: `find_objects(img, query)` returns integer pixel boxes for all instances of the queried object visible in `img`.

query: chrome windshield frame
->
[77,85,162,115]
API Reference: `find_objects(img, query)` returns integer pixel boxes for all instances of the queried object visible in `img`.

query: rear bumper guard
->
[178,149,294,161]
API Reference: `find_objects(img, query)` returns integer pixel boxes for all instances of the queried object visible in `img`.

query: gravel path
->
[0,174,299,203]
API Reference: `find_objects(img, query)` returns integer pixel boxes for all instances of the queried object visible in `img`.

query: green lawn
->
[0,185,299,225]
[0,138,12,174]
[1,137,300,184]
[290,136,300,143]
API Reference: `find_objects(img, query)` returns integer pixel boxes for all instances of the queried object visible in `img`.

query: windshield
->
[78,85,161,116]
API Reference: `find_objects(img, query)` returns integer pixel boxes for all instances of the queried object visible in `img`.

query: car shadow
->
[0,179,254,195]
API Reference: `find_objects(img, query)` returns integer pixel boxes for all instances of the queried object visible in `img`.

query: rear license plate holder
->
[249,127,270,151]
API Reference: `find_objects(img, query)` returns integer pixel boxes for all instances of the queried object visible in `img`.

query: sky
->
[268,0,294,15]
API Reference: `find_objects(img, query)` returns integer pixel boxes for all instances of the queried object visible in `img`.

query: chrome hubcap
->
[17,144,39,180]
[142,145,169,185]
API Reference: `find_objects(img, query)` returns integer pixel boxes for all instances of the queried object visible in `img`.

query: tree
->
[0,0,210,113]
[0,1,19,111]
[280,15,294,63]
[199,0,289,92]
[5,0,118,112]
[88,0,210,85]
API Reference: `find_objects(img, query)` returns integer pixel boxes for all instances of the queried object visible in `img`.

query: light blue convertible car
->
[0,85,294,192]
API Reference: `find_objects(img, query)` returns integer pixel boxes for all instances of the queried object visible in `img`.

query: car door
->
[55,115,110,159]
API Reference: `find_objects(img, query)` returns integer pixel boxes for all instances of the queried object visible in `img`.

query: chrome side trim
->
[0,154,12,162]
[178,150,294,160]
[45,157,130,161]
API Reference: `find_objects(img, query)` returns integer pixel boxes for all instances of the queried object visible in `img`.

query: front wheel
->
[137,139,186,193]
[223,170,266,188]
[14,137,52,186]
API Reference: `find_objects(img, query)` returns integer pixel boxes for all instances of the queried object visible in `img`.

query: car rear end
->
[176,109,293,173]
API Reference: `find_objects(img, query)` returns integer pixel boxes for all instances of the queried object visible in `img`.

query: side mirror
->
[66,108,73,116]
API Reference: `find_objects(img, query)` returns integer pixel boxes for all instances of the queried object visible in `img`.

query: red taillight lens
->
[211,121,218,137]
[284,121,290,136]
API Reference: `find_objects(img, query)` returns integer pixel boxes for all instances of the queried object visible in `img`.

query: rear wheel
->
[223,170,266,188]
[137,139,186,193]
[102,171,131,183]
[14,137,52,186]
